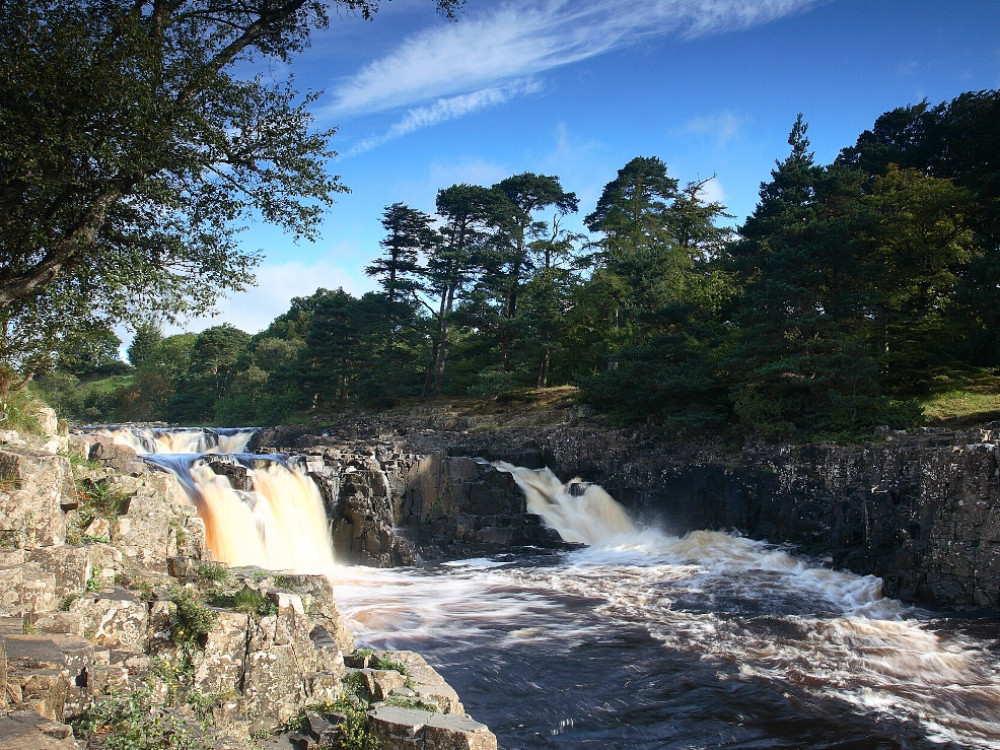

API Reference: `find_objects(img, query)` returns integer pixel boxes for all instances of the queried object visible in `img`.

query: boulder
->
[368,705,497,750]
[0,710,80,750]
[69,588,149,652]
[0,566,58,617]
[0,449,74,548]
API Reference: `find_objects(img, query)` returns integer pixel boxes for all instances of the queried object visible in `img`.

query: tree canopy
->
[25,88,1000,442]
[0,0,462,373]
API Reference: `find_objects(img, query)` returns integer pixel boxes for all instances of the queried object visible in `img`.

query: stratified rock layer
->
[1,410,498,750]
[256,416,1000,610]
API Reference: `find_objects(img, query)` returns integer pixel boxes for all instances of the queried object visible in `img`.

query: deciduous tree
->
[0,0,462,373]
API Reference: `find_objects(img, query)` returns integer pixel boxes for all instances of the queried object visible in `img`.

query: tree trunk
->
[421,338,439,398]
[536,348,550,388]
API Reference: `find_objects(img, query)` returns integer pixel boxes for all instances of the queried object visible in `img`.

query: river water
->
[96,427,1000,749]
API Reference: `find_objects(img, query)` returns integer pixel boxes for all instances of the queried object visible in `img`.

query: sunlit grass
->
[920,370,1000,427]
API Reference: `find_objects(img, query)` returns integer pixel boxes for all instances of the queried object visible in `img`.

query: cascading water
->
[495,462,638,545]
[93,425,258,455]
[100,426,335,572]
[334,466,1000,750]
[91,429,1000,747]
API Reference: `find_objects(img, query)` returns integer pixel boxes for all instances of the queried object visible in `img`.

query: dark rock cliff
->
[445,422,1000,610]
[253,417,1000,611]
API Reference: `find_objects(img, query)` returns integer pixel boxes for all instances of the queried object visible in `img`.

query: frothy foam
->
[95,426,257,455]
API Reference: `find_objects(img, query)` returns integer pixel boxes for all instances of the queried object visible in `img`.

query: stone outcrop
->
[251,427,572,563]
[398,453,563,558]
[0,448,75,548]
[403,417,1000,610]
[256,413,1000,611]
[0,410,498,750]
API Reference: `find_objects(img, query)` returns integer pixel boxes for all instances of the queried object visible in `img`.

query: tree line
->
[31,90,1000,441]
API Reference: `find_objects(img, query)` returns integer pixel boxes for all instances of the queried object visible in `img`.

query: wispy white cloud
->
[346,78,542,155]
[153,258,371,338]
[327,0,823,119]
[677,111,745,148]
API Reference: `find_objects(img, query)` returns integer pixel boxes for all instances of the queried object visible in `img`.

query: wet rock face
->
[399,454,564,559]
[751,434,1000,609]
[290,418,1000,610]
[456,424,1000,610]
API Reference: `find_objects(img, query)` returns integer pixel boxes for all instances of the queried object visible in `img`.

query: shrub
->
[169,588,217,646]
[72,684,213,750]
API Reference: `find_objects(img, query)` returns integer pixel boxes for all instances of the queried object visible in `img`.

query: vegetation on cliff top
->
[4,0,998,445]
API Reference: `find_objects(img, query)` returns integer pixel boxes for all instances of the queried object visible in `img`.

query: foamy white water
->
[90,430,1000,748]
[188,460,335,572]
[335,468,1000,750]
[96,426,257,455]
[99,426,335,573]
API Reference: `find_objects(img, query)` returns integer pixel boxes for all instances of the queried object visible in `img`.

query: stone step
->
[368,705,497,750]
[0,709,79,750]
[0,566,58,617]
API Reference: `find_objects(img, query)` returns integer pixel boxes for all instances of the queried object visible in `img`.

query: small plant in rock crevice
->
[71,476,131,544]
[85,565,103,592]
[206,586,277,619]
[169,588,217,646]
[150,653,196,705]
[370,654,409,676]
[71,683,215,750]
[195,561,231,586]
[0,465,21,492]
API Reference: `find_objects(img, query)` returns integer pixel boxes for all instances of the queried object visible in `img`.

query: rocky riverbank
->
[0,409,498,750]
[250,404,1000,611]
[5,395,998,746]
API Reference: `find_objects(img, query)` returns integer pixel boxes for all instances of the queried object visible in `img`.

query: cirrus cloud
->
[327,0,825,120]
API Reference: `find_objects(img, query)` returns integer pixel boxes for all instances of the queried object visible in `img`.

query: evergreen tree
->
[480,173,579,371]
[420,184,493,395]
[580,158,731,426]
[726,117,884,437]
[366,202,436,304]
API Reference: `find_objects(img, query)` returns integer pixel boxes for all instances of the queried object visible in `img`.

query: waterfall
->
[495,462,638,545]
[183,459,335,571]
[102,426,335,573]
[94,425,258,455]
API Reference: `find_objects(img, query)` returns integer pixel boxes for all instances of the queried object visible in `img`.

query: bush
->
[72,684,213,750]
[169,589,217,646]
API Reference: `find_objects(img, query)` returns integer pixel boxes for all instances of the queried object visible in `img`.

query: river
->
[96,426,1000,749]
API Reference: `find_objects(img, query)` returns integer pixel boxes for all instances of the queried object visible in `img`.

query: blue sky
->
[173,0,1000,339]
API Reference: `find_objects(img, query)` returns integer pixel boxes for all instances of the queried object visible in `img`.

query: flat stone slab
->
[0,710,79,749]
[369,706,497,750]
[2,634,93,672]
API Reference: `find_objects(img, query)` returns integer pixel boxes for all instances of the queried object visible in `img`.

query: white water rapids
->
[335,466,1000,749]
[95,427,1000,748]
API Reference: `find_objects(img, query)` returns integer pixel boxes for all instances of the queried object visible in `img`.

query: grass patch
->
[0,464,21,492]
[0,367,43,435]
[205,586,277,618]
[920,370,1000,428]
[195,562,231,586]
[370,654,409,676]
